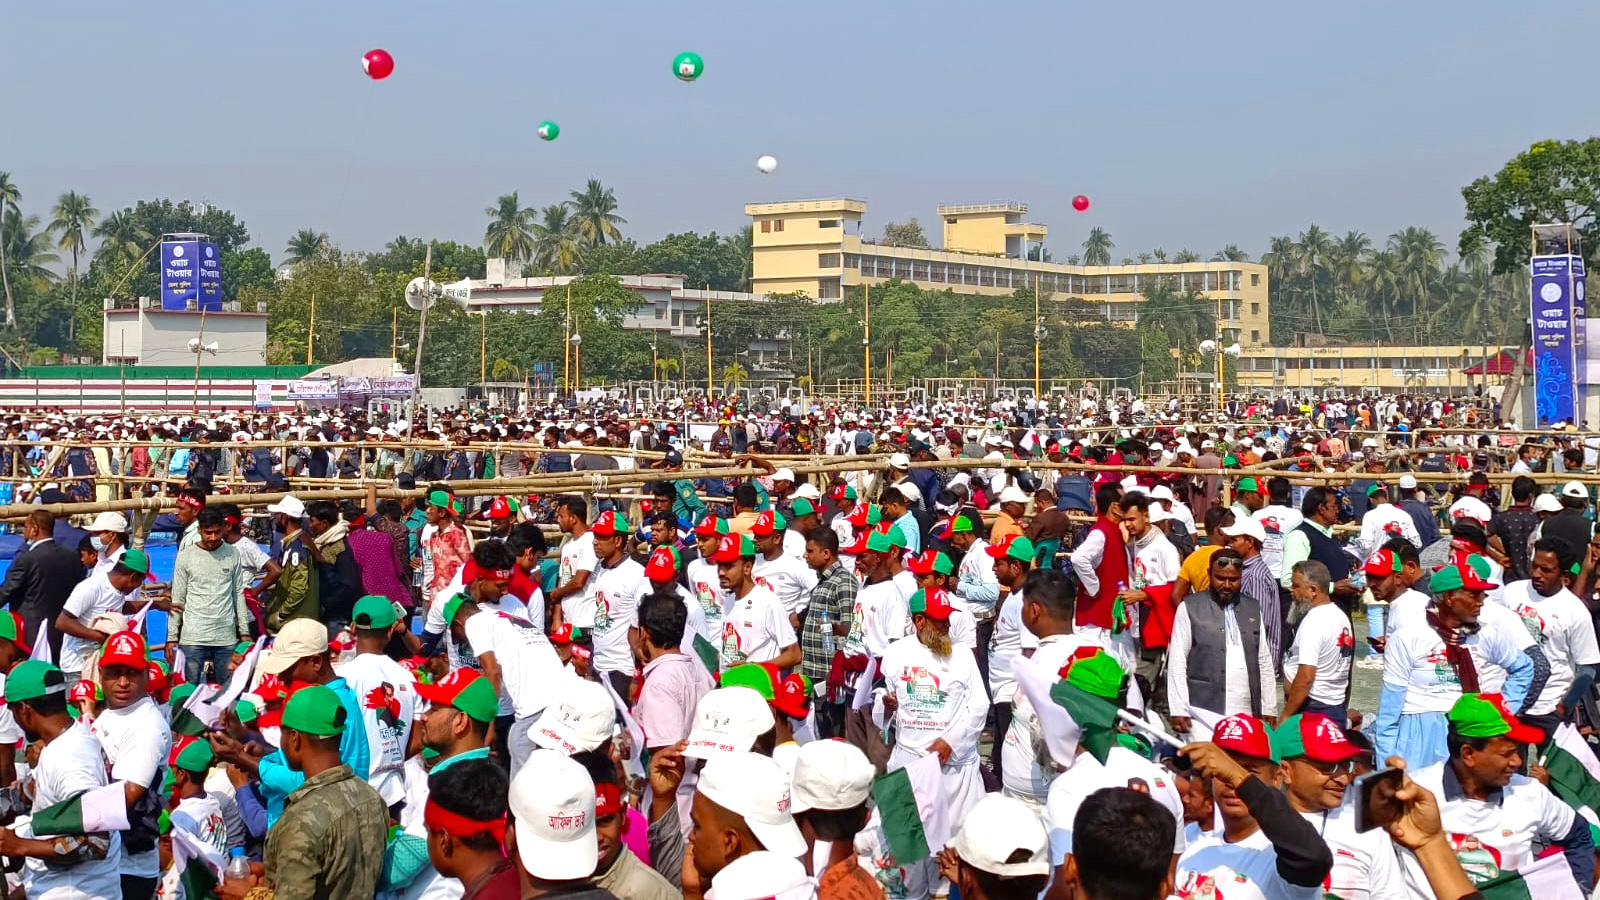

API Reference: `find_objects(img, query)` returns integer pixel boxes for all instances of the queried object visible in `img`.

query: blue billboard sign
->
[1531,254,1580,426]
[161,240,222,311]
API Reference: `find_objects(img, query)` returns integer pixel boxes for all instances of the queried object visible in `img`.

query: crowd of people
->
[0,395,1592,900]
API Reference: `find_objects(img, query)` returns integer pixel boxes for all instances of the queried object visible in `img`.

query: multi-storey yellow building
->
[745,198,1273,347]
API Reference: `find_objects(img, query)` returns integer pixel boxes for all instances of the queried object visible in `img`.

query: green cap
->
[415,669,499,724]
[235,699,260,724]
[441,593,475,626]
[790,498,818,517]
[233,640,254,655]
[173,739,215,773]
[1062,650,1126,700]
[1223,454,1239,466]
[118,547,155,578]
[991,534,1036,562]
[281,684,348,736]
[168,683,198,710]
[5,660,66,703]
[353,595,399,630]
[949,514,976,534]
[0,612,29,652]
[1364,482,1384,497]
[885,525,908,549]
[1237,477,1261,494]
[864,530,896,553]
[720,663,778,699]
[427,489,453,510]
[1446,693,1541,742]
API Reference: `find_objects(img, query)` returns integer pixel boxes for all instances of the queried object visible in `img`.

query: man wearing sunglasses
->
[1275,713,1403,900]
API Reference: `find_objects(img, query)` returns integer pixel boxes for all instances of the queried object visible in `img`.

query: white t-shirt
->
[1281,602,1353,705]
[988,589,1038,702]
[879,634,988,765]
[685,557,726,641]
[1001,633,1095,800]
[719,583,797,668]
[751,551,817,616]
[1045,746,1187,861]
[171,793,229,856]
[1176,825,1320,900]
[1381,620,1530,715]
[1254,505,1304,580]
[92,697,171,878]
[231,538,272,586]
[843,579,910,660]
[335,651,419,805]
[560,531,600,626]
[0,672,22,744]
[588,556,647,674]
[1359,504,1422,553]
[59,573,134,674]
[1300,803,1405,900]
[462,610,566,719]
[781,529,807,561]
[1401,761,1576,895]
[1496,580,1600,716]
[23,721,123,900]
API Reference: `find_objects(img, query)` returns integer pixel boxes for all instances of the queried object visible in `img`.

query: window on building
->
[818,278,841,299]
[655,305,665,319]
[1251,273,1260,286]
[773,220,784,232]
[1181,273,1206,292]
[929,264,946,283]
[761,221,771,233]
[1251,302,1260,315]
[819,219,840,228]
[1108,275,1135,293]
[912,262,929,281]
[1251,330,1260,343]
[818,253,840,268]
[844,253,859,269]
[946,217,957,225]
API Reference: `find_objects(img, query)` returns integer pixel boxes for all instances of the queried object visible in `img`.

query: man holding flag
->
[91,630,172,900]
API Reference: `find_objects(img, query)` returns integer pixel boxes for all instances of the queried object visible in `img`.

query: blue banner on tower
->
[160,240,222,311]
[1532,254,1580,426]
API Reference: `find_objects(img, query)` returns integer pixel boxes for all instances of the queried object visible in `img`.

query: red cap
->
[909,588,955,620]
[591,511,627,537]
[1482,693,1546,743]
[549,623,581,645]
[773,673,812,719]
[750,510,781,536]
[487,496,513,519]
[97,631,146,670]
[145,660,169,699]
[1212,713,1274,760]
[1362,548,1403,577]
[1276,713,1363,762]
[256,672,287,704]
[644,546,680,582]
[709,533,754,563]
[69,680,100,703]
[414,669,491,712]
[693,517,727,537]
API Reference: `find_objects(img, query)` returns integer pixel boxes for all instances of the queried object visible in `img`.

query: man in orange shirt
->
[990,486,1029,545]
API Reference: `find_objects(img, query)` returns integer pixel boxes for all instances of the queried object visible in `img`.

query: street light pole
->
[863,283,872,404]
[405,243,433,438]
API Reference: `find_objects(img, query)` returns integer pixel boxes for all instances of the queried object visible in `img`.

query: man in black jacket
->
[0,510,86,654]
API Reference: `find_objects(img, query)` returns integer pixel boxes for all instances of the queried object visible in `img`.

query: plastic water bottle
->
[225,846,251,884]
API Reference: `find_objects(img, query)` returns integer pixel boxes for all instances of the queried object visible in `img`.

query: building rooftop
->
[935,202,1029,216]
[745,199,868,215]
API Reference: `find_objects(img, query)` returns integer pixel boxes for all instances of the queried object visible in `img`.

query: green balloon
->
[537,120,560,141]
[673,51,704,82]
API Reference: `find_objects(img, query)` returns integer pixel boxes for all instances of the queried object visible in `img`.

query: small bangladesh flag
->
[871,754,949,864]
[1539,723,1600,844]
[169,822,225,900]
[1048,677,1119,764]
[692,633,720,676]
[31,782,131,835]
[1476,849,1583,900]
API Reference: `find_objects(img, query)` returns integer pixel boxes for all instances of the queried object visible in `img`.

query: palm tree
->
[724,226,753,291]
[1139,282,1214,350]
[1212,245,1249,262]
[1082,228,1114,265]
[721,361,749,393]
[0,173,18,327]
[531,204,582,274]
[654,356,680,383]
[1173,249,1199,263]
[568,179,626,247]
[1,215,62,291]
[48,191,97,309]
[1362,249,1402,335]
[283,229,328,267]
[483,194,535,264]
[1388,226,1445,317]
[93,210,151,267]
[1296,225,1333,335]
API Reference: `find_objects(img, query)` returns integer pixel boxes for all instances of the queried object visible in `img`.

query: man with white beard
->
[879,587,989,823]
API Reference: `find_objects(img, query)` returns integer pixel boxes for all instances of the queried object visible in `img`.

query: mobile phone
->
[1353,767,1405,833]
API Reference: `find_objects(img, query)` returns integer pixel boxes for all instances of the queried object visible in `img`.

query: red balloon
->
[1072,194,1090,212]
[362,48,394,80]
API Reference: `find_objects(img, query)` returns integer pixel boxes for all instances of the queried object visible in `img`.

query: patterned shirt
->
[1241,552,1283,663]
[802,561,858,683]
[265,764,388,900]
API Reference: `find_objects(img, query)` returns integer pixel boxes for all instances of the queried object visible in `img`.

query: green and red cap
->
[906,550,954,576]
[1362,548,1403,577]
[693,516,730,537]
[1212,713,1276,762]
[909,588,954,620]
[1272,713,1362,762]
[415,669,499,724]
[986,534,1035,562]
[591,511,629,537]
[1446,693,1543,743]
[708,533,758,563]
[645,546,682,582]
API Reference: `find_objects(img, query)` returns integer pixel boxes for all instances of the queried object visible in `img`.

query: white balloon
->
[756,155,778,174]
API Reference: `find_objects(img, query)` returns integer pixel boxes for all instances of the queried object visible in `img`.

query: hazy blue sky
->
[7,0,1599,268]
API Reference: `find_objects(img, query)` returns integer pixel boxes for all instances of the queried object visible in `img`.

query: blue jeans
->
[180,644,233,685]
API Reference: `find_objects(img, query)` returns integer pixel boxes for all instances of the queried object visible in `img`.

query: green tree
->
[1296,224,1332,335]
[725,226,753,291]
[880,219,929,247]
[483,193,535,264]
[48,192,97,314]
[1,215,59,292]
[721,361,749,392]
[0,173,19,327]
[1082,227,1114,265]
[222,248,277,299]
[1139,282,1215,351]
[1212,245,1249,262]
[1461,138,1600,274]
[93,210,152,269]
[367,237,486,279]
[569,179,626,247]
[283,229,328,267]
[95,199,253,303]
[531,204,582,274]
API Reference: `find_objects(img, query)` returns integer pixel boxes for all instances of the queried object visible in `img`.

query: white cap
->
[1148,485,1175,502]
[1362,438,1379,449]
[1145,502,1171,523]
[1221,516,1266,544]
[707,852,815,900]
[772,468,796,483]
[509,749,598,880]
[789,740,874,814]
[531,678,616,755]
[1398,474,1418,490]
[888,453,911,470]
[258,618,329,675]
[1562,481,1588,499]
[697,751,807,858]
[998,486,1030,506]
[952,794,1051,877]
[684,687,775,760]
[87,512,128,533]
[982,435,1003,446]
[792,483,822,501]
[1200,439,1216,449]
[1447,497,1493,524]
[1535,493,1563,513]
[266,495,305,518]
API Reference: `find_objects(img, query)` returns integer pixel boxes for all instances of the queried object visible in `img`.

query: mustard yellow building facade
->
[745,198,1273,347]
